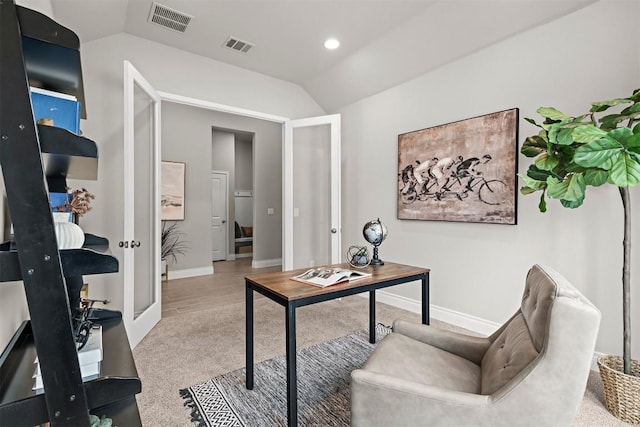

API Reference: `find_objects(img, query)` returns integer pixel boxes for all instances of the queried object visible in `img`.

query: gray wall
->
[337,0,640,357]
[235,138,253,192]
[164,102,283,268]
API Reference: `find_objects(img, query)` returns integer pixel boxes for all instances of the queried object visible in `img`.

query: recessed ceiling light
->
[324,38,340,50]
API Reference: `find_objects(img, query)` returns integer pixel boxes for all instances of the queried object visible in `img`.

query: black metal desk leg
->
[422,273,430,325]
[286,303,297,427]
[369,290,376,343]
[245,282,254,389]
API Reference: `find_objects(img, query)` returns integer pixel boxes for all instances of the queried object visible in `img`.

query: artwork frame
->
[397,108,518,225]
[161,161,186,221]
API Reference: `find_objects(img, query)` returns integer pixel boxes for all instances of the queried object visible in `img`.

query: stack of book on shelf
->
[29,87,80,134]
[33,324,102,391]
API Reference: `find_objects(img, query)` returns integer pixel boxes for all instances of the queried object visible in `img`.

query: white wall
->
[338,0,640,357]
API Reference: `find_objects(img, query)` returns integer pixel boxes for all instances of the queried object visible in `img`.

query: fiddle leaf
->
[560,198,584,209]
[621,102,640,115]
[518,172,546,191]
[590,97,632,113]
[608,152,640,186]
[557,126,576,145]
[574,135,624,169]
[524,117,541,127]
[546,174,585,202]
[572,125,607,143]
[583,168,609,186]
[538,192,547,213]
[537,107,570,121]
[521,135,548,157]
[535,153,560,171]
[525,164,552,182]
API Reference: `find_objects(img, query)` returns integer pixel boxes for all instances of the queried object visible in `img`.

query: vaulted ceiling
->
[50,0,596,111]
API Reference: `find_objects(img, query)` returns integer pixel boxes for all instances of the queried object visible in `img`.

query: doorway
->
[211,128,255,262]
[158,91,341,271]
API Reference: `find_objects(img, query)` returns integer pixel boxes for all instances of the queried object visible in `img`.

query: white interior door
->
[211,171,228,261]
[283,114,341,271]
[123,60,161,348]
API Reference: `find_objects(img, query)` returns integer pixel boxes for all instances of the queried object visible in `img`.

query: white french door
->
[123,61,161,348]
[283,114,341,271]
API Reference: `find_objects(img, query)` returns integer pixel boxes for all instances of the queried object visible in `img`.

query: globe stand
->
[370,245,384,266]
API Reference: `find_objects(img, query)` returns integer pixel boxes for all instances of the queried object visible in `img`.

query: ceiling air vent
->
[223,36,254,54]
[148,2,193,33]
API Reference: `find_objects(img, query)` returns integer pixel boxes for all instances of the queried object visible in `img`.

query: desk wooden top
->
[245,262,429,302]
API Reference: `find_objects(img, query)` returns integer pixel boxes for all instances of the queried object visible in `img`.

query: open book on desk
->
[291,267,371,288]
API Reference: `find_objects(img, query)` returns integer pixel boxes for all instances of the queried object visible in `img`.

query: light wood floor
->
[161,258,280,318]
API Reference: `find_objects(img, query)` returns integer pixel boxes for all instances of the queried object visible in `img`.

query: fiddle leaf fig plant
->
[519,88,640,375]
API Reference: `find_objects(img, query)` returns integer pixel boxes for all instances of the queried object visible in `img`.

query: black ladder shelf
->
[0,1,141,425]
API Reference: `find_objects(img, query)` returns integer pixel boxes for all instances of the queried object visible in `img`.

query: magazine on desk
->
[291,267,371,288]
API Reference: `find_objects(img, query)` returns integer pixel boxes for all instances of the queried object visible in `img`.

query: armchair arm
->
[351,369,489,427]
[393,320,491,365]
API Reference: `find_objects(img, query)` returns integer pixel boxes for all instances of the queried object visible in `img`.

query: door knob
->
[331,228,337,234]
[131,240,141,247]
[222,220,227,224]
[119,241,129,248]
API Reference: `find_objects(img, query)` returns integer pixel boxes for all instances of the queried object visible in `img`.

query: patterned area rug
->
[180,326,391,427]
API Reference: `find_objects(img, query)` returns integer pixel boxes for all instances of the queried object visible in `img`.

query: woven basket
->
[597,355,640,424]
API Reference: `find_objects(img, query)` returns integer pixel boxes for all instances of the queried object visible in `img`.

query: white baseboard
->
[168,265,214,280]
[236,253,253,259]
[369,290,602,371]
[368,290,500,336]
[252,258,282,268]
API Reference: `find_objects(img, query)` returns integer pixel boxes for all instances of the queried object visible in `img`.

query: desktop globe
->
[362,218,387,265]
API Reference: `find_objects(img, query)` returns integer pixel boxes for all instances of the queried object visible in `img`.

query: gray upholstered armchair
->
[351,264,601,427]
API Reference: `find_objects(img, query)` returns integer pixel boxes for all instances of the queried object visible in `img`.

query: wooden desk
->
[245,262,430,427]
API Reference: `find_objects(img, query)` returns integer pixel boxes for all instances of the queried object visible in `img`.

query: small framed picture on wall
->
[161,161,186,220]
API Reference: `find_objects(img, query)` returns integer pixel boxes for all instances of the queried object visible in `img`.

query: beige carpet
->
[133,295,631,426]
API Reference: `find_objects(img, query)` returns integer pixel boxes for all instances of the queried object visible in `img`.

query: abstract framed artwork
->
[161,161,186,220]
[397,108,518,225]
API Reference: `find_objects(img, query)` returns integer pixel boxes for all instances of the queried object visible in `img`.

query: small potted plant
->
[161,221,188,279]
[67,187,95,223]
[347,246,370,268]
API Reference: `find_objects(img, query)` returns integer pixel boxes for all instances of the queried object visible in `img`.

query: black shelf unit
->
[0,1,141,425]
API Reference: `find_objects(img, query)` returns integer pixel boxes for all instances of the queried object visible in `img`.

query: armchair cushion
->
[480,312,538,395]
[393,319,491,365]
[364,332,481,394]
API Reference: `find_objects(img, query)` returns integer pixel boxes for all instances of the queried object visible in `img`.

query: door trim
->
[157,92,290,270]
[211,170,230,261]
[157,91,289,123]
